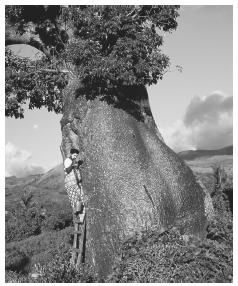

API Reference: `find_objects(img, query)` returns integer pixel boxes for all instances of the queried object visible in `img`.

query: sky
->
[148,5,233,150]
[5,5,234,177]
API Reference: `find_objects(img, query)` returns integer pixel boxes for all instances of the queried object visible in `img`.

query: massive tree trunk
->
[60,78,208,279]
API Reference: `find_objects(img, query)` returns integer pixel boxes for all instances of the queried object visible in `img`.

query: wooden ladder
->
[71,207,86,268]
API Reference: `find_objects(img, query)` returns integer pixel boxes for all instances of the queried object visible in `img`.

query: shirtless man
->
[64,148,84,215]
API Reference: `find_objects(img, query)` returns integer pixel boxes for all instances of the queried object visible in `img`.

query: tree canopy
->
[5,5,180,118]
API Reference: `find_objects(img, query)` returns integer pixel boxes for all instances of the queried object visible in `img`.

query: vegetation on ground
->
[5,165,232,283]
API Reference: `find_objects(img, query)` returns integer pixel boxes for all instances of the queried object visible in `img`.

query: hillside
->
[178,145,233,161]
[5,164,68,212]
[5,146,233,217]
[5,163,74,279]
[5,146,233,222]
[5,145,233,192]
[5,147,233,282]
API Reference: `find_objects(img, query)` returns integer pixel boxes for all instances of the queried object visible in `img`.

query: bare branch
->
[39,68,72,74]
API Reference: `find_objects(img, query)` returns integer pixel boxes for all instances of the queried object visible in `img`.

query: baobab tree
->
[5,5,210,278]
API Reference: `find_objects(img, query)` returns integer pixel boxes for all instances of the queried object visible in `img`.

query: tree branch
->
[5,21,49,57]
[38,68,72,74]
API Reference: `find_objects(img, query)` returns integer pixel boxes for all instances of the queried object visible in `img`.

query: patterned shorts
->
[65,171,83,209]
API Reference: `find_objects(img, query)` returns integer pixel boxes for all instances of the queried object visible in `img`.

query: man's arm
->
[64,158,73,174]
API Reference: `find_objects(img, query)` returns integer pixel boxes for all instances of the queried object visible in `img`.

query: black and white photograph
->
[4,3,234,283]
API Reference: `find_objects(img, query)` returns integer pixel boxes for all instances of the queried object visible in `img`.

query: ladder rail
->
[71,210,86,268]
[76,216,86,267]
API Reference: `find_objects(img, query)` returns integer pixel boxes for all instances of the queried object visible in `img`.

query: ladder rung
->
[72,248,82,253]
[74,217,85,223]
[74,220,84,224]
[73,230,82,234]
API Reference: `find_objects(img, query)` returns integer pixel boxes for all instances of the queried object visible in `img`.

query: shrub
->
[5,247,31,273]
[30,252,97,283]
[41,208,73,232]
[6,201,73,243]
[5,211,42,243]
[5,191,43,243]
[5,227,73,274]
[6,251,97,283]
[5,270,30,283]
[207,167,233,244]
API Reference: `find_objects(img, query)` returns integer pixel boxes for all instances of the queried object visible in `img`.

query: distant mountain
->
[5,145,233,210]
[5,163,68,213]
[5,174,43,187]
[178,145,233,161]
[37,164,64,187]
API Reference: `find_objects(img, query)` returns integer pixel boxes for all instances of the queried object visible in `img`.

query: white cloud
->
[184,92,232,127]
[162,92,233,152]
[5,142,44,177]
[161,121,196,152]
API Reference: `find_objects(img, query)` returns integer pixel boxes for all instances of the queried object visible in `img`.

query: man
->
[64,148,84,215]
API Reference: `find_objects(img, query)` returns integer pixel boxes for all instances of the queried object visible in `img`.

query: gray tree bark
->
[60,79,208,278]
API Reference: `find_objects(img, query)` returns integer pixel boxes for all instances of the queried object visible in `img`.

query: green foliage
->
[6,204,73,243]
[5,171,73,243]
[5,270,30,283]
[6,227,72,273]
[6,187,73,243]
[5,212,42,243]
[5,199,42,243]
[65,5,179,96]
[6,5,67,54]
[6,188,39,242]
[5,247,31,274]
[5,48,68,118]
[30,252,97,283]
[207,167,233,244]
[5,5,180,117]
[41,208,73,232]
[5,251,97,283]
